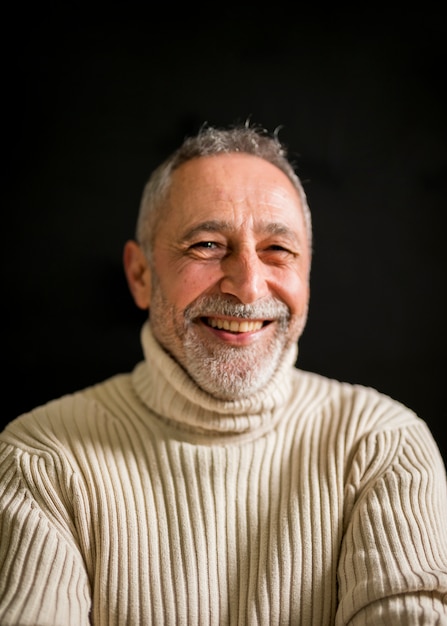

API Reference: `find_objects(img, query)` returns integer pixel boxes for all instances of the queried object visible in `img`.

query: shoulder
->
[290,368,445,480]
[0,372,135,455]
[290,367,423,435]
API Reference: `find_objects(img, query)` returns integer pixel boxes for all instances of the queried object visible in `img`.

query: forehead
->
[165,153,306,231]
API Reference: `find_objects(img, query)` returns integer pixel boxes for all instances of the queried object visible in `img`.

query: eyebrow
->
[182,220,231,240]
[182,219,300,241]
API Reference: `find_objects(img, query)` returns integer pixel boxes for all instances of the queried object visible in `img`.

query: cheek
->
[275,273,309,314]
[160,266,220,309]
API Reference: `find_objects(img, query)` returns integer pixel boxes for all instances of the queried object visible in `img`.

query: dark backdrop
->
[2,6,446,464]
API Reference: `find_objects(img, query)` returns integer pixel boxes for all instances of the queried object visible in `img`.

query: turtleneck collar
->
[132,321,298,443]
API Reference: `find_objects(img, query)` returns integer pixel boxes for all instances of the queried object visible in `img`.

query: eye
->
[191,241,218,249]
[266,244,296,256]
[186,240,226,260]
[268,244,288,252]
[260,243,299,264]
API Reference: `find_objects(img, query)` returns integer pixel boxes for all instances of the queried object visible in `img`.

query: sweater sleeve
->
[0,441,92,625]
[337,419,447,625]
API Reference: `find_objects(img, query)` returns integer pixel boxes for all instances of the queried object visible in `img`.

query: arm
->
[337,420,447,625]
[0,442,92,625]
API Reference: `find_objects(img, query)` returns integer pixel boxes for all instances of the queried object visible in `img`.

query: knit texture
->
[1,321,446,625]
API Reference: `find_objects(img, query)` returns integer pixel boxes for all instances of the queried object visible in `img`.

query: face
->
[127,153,311,400]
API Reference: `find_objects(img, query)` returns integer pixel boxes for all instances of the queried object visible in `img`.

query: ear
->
[123,240,152,310]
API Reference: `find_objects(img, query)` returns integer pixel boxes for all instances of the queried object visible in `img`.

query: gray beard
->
[181,296,293,400]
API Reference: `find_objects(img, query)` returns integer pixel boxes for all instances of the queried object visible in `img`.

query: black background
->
[2,6,446,463]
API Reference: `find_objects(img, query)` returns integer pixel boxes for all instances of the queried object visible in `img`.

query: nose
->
[219,248,270,304]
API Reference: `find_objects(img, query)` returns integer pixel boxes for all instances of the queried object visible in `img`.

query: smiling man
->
[124,152,311,400]
[1,123,446,625]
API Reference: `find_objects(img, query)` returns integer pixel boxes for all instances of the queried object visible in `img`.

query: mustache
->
[184,295,290,321]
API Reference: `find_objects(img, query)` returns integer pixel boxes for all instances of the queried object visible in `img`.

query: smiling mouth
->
[203,317,269,333]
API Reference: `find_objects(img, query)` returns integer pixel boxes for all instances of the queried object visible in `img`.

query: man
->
[1,123,446,625]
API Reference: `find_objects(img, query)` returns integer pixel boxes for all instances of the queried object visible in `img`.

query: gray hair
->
[136,122,312,258]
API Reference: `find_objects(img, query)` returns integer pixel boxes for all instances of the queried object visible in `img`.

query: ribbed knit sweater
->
[1,322,446,625]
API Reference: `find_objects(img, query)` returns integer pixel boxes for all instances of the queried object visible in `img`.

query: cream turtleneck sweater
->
[0,322,446,625]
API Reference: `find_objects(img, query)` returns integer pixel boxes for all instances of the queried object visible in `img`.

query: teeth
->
[207,318,264,332]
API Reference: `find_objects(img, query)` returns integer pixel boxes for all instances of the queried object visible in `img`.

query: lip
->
[198,316,273,345]
[206,317,264,332]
